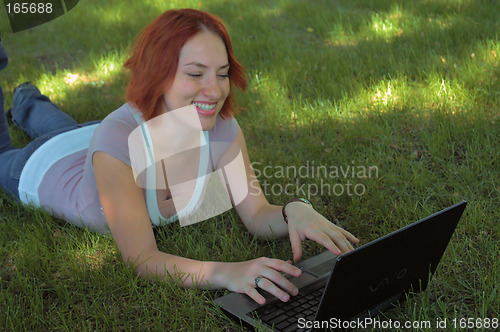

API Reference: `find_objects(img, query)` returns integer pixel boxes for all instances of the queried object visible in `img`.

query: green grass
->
[1,0,499,330]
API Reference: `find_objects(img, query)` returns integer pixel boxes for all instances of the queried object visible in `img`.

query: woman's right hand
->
[216,257,303,305]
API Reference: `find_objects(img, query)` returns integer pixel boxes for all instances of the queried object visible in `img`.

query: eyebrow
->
[183,62,230,69]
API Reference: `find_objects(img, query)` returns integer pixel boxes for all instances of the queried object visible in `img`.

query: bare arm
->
[94,151,222,287]
[93,151,301,303]
[221,126,359,261]
[219,126,288,238]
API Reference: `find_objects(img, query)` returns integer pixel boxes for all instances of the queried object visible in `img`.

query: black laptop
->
[215,201,467,331]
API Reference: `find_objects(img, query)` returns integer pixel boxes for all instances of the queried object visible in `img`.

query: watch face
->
[3,1,80,33]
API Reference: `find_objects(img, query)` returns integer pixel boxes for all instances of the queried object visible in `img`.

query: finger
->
[332,224,359,244]
[332,236,355,254]
[346,239,355,251]
[289,230,303,262]
[261,268,299,297]
[329,232,354,254]
[259,259,301,297]
[304,220,353,252]
[257,277,291,302]
[306,231,342,256]
[325,224,359,250]
[247,286,266,305]
[267,258,302,277]
[343,230,359,244]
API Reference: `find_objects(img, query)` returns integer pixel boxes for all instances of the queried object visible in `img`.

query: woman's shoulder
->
[89,104,138,166]
[93,104,140,142]
[100,103,138,129]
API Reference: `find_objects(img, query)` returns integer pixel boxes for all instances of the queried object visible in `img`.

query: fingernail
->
[282,295,289,301]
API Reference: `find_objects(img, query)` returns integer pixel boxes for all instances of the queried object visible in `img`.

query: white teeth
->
[192,102,215,111]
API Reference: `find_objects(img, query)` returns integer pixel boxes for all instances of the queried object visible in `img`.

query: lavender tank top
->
[34,104,239,234]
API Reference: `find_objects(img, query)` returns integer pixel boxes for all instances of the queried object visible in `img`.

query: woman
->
[0,9,358,305]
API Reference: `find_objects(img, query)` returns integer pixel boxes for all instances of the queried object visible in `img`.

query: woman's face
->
[162,31,230,130]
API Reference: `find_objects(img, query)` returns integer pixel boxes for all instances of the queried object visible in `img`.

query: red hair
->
[124,9,247,121]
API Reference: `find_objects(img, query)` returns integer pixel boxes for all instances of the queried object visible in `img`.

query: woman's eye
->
[187,72,228,79]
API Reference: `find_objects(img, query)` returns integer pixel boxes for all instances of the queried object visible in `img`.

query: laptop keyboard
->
[249,287,324,331]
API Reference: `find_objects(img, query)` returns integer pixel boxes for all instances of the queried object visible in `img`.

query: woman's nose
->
[202,76,222,99]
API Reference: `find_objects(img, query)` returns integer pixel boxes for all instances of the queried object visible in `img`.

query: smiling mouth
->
[192,101,217,116]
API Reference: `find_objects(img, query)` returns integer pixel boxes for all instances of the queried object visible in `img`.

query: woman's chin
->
[198,116,217,131]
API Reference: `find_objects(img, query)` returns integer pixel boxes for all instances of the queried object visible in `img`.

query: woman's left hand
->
[285,201,359,261]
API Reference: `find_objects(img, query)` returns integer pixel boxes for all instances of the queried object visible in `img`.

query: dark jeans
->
[0,40,99,201]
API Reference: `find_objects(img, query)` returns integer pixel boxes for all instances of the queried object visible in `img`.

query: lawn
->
[0,0,498,330]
